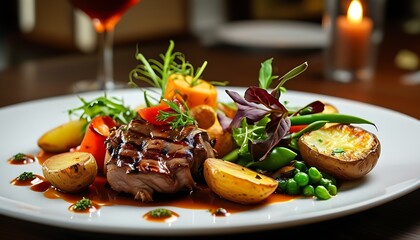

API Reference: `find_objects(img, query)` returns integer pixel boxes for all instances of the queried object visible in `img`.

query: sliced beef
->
[105,118,216,202]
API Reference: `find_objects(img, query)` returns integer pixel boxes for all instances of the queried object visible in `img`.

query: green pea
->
[321,172,337,185]
[315,185,331,200]
[302,185,315,197]
[294,161,308,172]
[308,167,322,184]
[277,179,288,192]
[286,179,300,195]
[294,172,309,187]
[328,184,337,196]
[319,178,332,188]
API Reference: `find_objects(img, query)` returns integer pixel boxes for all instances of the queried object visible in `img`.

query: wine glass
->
[69,0,140,92]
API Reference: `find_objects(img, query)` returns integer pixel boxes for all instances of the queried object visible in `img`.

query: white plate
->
[216,20,326,49]
[0,87,419,236]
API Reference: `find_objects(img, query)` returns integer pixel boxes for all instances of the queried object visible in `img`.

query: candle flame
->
[347,0,363,23]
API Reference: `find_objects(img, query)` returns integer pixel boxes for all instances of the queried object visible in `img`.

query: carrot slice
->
[164,74,218,109]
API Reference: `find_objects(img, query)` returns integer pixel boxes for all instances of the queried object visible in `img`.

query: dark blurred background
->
[0,0,418,72]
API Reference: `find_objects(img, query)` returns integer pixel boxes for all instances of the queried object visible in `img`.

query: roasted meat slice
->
[105,118,216,202]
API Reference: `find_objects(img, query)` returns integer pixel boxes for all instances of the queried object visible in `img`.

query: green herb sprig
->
[129,40,222,105]
[156,100,195,129]
[258,59,308,99]
[129,40,209,92]
[13,153,25,161]
[73,197,93,211]
[149,208,172,218]
[68,94,136,126]
[17,172,35,181]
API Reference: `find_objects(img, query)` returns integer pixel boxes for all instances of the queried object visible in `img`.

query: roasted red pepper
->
[137,103,174,125]
[289,124,308,133]
[78,116,116,174]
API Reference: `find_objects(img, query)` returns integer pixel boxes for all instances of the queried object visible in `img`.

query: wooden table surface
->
[0,24,419,239]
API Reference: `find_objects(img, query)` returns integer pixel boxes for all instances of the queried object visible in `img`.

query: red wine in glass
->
[69,0,141,91]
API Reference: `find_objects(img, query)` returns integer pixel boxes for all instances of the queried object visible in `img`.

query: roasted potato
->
[322,102,339,114]
[322,102,339,128]
[190,105,217,129]
[204,158,278,205]
[42,152,98,192]
[38,119,87,153]
[205,118,236,158]
[298,124,380,180]
[190,105,235,158]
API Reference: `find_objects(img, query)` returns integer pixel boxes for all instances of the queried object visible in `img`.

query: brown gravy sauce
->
[9,151,296,221]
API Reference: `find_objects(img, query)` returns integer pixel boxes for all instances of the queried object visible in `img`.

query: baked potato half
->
[204,158,278,205]
[42,152,97,192]
[298,124,380,180]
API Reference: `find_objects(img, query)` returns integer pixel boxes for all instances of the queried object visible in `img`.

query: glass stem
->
[97,28,114,90]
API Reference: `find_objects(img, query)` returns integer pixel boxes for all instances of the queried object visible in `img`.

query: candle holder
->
[323,0,386,82]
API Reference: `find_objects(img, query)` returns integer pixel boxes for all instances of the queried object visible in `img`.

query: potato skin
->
[42,152,97,192]
[298,124,381,180]
[38,119,87,153]
[204,158,278,205]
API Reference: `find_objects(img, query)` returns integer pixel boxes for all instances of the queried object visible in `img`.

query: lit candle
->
[335,0,373,69]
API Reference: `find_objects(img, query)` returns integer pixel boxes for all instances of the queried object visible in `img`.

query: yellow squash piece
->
[204,158,278,205]
[42,152,97,193]
[38,119,87,153]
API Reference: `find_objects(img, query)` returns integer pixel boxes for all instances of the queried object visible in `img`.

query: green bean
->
[315,185,331,200]
[289,120,328,139]
[222,148,239,162]
[294,172,309,187]
[288,138,299,152]
[235,156,252,167]
[289,113,376,127]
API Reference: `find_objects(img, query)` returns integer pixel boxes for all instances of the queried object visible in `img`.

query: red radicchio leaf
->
[217,111,232,131]
[225,89,270,128]
[226,87,291,161]
[292,100,325,116]
[250,116,290,161]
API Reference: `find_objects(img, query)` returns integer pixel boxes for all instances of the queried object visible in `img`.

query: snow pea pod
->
[289,113,375,127]
[246,146,297,171]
